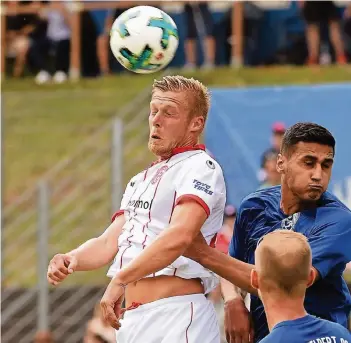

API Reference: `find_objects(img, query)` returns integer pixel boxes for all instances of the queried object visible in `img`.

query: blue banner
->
[205,83,351,209]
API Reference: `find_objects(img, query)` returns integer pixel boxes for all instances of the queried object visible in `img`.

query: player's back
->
[229,186,351,341]
[260,315,351,343]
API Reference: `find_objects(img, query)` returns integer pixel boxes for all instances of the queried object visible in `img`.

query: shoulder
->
[314,192,351,232]
[178,151,225,182]
[239,185,281,214]
[319,318,351,336]
[183,150,223,172]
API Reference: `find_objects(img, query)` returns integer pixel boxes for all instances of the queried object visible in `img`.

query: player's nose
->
[311,164,322,181]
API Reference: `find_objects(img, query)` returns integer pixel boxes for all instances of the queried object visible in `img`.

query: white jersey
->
[107,145,226,294]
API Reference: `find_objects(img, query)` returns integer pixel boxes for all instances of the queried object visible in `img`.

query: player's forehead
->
[150,90,187,109]
[291,142,334,160]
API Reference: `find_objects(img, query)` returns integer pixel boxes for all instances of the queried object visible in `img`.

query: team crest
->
[151,165,169,184]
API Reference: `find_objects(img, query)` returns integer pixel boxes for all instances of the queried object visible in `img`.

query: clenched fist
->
[47,253,77,286]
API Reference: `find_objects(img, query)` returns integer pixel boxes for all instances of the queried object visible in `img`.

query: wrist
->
[223,293,245,304]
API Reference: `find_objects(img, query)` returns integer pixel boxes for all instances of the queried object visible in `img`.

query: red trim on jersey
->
[111,210,124,222]
[119,225,134,269]
[150,144,206,166]
[175,195,210,217]
[185,302,194,343]
[209,233,217,248]
[169,191,177,223]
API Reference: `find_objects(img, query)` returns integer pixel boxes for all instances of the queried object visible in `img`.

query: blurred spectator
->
[184,2,216,70]
[258,150,281,190]
[5,1,46,78]
[258,122,286,183]
[344,3,351,40]
[84,302,116,343]
[32,1,71,84]
[34,331,55,343]
[300,1,347,65]
[208,205,236,343]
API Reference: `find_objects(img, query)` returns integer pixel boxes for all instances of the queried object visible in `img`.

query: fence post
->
[37,180,50,333]
[111,119,123,215]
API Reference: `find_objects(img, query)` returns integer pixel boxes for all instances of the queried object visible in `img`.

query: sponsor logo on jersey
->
[128,199,153,210]
[151,165,169,184]
[193,179,213,195]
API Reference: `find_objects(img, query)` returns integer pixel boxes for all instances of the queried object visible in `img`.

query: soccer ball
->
[110,6,179,74]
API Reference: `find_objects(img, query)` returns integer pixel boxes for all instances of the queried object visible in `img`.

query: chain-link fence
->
[2,86,155,343]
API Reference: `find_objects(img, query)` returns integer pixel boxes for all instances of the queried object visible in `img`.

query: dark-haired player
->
[184,122,351,342]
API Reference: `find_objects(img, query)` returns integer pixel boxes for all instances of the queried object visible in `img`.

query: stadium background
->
[2,1,351,342]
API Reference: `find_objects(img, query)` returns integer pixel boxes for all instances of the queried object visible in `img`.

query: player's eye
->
[322,163,331,169]
[304,160,314,167]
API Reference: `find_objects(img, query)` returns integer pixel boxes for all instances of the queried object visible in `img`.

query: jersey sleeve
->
[111,176,138,222]
[309,214,351,279]
[228,209,246,261]
[174,158,225,217]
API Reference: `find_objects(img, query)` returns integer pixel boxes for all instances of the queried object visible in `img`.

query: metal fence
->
[2,86,155,342]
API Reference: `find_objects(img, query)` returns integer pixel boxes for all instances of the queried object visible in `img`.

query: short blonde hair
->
[152,75,211,121]
[256,230,311,296]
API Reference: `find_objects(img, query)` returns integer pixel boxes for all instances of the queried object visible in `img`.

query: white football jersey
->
[107,145,226,293]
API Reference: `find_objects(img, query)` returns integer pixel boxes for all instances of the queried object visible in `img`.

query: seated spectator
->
[184,2,216,70]
[300,1,347,65]
[84,302,116,343]
[5,1,45,78]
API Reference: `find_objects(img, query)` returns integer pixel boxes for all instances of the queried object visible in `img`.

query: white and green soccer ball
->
[110,6,179,74]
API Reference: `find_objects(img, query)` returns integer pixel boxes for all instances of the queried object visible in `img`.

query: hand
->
[100,279,125,330]
[224,297,254,343]
[183,232,209,262]
[47,253,77,286]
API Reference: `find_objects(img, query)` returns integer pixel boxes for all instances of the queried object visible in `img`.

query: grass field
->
[4,65,351,286]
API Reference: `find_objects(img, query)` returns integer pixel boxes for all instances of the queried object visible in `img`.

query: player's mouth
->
[309,184,323,191]
[151,134,161,140]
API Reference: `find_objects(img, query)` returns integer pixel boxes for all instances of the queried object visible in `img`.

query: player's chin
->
[305,189,323,201]
[148,141,167,155]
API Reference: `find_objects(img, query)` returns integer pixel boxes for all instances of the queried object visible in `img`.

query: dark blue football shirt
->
[228,186,351,342]
[260,315,351,343]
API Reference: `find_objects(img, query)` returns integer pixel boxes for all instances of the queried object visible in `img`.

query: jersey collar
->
[150,144,206,167]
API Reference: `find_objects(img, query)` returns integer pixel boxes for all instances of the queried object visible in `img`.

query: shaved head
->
[254,230,312,297]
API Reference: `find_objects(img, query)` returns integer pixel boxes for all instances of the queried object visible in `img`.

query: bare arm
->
[113,200,207,286]
[69,214,125,271]
[184,235,257,295]
[48,214,125,285]
[221,277,247,302]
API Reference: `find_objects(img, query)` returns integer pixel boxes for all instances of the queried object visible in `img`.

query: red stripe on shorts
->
[185,302,194,343]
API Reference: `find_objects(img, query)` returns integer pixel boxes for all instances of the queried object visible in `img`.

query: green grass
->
[4,65,351,286]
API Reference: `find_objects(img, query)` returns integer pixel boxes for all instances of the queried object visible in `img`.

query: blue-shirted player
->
[251,230,351,343]
[184,122,351,342]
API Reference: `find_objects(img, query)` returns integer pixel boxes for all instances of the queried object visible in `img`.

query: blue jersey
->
[228,186,351,342]
[260,315,351,343]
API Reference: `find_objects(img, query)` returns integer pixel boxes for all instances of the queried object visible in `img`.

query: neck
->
[262,294,307,331]
[280,182,317,215]
[157,138,199,160]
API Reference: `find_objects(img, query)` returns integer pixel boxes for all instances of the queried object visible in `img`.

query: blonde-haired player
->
[47,75,226,343]
[252,230,351,343]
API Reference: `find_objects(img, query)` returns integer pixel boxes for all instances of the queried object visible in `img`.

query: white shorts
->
[116,294,220,343]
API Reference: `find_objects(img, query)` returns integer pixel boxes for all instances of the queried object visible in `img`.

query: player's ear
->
[251,269,259,290]
[307,267,317,288]
[190,115,204,133]
[276,153,285,174]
